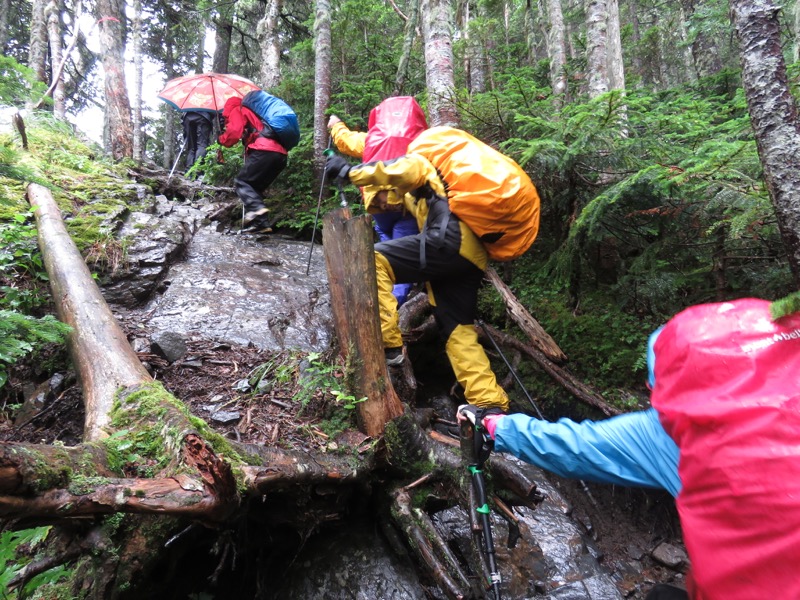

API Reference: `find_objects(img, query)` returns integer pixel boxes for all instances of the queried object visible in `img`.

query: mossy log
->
[27,183,152,441]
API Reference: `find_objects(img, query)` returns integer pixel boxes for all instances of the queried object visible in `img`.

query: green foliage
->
[506,83,792,317]
[0,311,71,389]
[0,213,48,312]
[0,526,73,600]
[0,56,47,106]
[771,292,800,321]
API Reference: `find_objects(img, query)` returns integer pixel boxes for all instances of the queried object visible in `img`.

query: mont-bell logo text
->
[740,327,800,353]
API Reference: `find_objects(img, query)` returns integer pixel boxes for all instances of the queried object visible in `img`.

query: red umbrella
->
[158,72,260,113]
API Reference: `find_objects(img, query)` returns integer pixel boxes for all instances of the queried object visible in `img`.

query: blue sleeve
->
[493,408,681,496]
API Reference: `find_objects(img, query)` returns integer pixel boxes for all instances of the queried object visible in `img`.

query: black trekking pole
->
[477,320,544,420]
[461,410,502,600]
[476,319,599,507]
[305,136,333,276]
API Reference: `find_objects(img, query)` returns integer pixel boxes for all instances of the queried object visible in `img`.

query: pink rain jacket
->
[650,298,800,599]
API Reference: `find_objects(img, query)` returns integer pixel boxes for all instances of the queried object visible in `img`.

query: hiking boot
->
[242,207,269,226]
[245,218,273,234]
[385,347,405,367]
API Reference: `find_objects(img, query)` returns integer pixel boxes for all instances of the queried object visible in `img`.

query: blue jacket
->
[493,408,681,497]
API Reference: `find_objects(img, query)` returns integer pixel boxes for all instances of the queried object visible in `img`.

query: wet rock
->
[130,337,150,353]
[101,200,201,308]
[271,519,428,600]
[651,542,687,569]
[209,410,241,424]
[15,384,47,425]
[136,229,332,353]
[233,379,251,392]
[150,331,188,363]
[627,543,646,561]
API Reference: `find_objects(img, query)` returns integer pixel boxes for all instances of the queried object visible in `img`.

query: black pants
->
[183,112,213,168]
[375,197,482,340]
[234,149,288,213]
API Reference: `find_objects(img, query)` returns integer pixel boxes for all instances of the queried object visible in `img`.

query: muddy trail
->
[1,180,687,599]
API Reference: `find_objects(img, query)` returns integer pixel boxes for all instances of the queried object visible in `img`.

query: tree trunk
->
[421,0,459,126]
[523,0,541,65]
[132,0,144,163]
[0,0,10,53]
[258,0,282,90]
[313,0,333,159]
[45,0,66,118]
[730,0,800,287]
[29,0,49,83]
[686,0,723,79]
[323,208,404,436]
[541,0,567,98]
[606,0,625,92]
[96,0,134,160]
[212,5,232,73]
[586,0,609,98]
[394,0,419,95]
[162,37,178,170]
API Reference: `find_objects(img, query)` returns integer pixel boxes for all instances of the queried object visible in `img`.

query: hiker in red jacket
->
[218,96,287,232]
[459,298,800,599]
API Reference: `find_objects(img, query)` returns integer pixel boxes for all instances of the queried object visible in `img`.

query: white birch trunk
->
[541,0,567,97]
[313,0,333,158]
[259,0,282,90]
[586,0,609,98]
[45,0,65,118]
[731,0,800,286]
[421,0,459,126]
[606,0,624,92]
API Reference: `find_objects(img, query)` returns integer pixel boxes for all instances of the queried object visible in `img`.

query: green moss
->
[67,475,111,496]
[105,382,251,482]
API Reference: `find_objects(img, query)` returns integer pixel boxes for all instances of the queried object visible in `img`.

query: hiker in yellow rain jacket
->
[324,126,540,412]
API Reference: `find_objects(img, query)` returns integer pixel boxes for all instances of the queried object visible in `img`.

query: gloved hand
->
[458,404,505,465]
[324,154,352,183]
[457,405,505,433]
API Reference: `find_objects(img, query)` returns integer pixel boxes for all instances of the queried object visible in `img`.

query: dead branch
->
[392,487,471,599]
[485,267,566,362]
[478,322,620,417]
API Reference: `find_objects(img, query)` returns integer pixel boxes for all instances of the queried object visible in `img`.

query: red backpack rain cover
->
[362,97,427,163]
[650,298,800,599]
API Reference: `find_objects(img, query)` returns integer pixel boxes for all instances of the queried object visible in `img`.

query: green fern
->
[0,311,71,388]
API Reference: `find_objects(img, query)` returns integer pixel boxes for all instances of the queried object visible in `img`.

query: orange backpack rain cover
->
[650,298,800,600]
[408,127,540,261]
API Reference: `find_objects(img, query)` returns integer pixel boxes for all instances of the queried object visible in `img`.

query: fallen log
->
[27,183,152,441]
[479,321,621,417]
[485,266,567,363]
